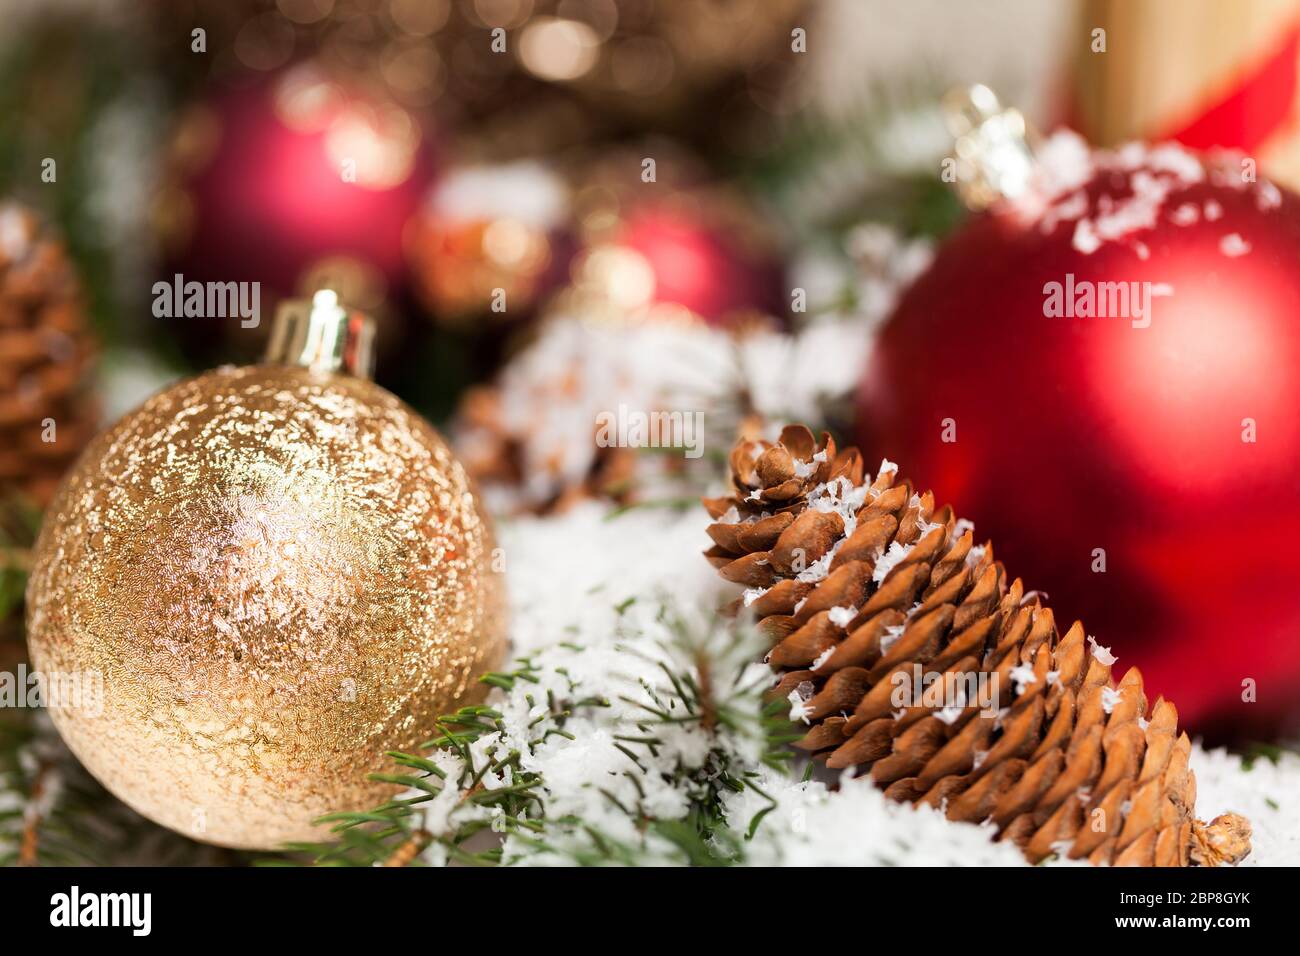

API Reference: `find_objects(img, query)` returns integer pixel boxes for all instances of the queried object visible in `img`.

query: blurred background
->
[0,0,1078,428]
[4,0,1300,798]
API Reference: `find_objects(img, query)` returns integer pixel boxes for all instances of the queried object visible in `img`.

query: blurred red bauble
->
[155,64,435,358]
[612,203,778,323]
[859,123,1300,743]
[552,144,786,330]
[552,194,785,330]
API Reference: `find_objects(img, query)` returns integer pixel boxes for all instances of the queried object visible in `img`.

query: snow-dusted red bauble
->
[859,129,1300,742]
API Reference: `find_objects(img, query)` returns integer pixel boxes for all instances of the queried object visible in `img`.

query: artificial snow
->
[1101,686,1123,714]
[1220,233,1251,257]
[788,686,815,724]
[1256,181,1282,210]
[1009,663,1037,694]
[1087,635,1117,666]
[827,605,858,628]
[872,540,913,584]
[730,769,1026,867]
[810,647,835,672]
[1020,130,1282,262]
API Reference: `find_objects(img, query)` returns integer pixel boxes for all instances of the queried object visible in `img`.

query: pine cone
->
[0,203,97,507]
[704,424,1251,867]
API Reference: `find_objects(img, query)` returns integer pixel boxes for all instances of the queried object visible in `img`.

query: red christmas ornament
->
[557,195,785,330]
[859,89,1300,743]
[156,64,435,358]
[613,204,779,324]
[531,144,786,330]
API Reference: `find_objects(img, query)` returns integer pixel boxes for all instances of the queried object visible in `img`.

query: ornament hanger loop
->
[264,288,377,379]
[941,84,1038,211]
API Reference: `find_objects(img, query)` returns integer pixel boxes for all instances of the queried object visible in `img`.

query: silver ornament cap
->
[942,84,1038,210]
[263,288,377,379]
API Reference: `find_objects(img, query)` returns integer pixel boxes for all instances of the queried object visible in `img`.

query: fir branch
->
[289,604,800,867]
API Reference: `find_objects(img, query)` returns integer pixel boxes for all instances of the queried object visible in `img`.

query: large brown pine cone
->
[0,203,97,507]
[704,424,1251,867]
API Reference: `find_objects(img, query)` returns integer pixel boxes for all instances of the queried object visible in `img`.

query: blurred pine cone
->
[704,425,1251,867]
[0,203,97,508]
[456,382,639,514]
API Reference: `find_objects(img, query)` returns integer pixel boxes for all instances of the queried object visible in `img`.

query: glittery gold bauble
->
[25,292,507,849]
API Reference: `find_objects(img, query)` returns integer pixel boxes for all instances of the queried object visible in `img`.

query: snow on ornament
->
[858,85,1300,742]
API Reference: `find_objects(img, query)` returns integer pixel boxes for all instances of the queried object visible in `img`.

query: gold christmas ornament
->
[25,291,507,850]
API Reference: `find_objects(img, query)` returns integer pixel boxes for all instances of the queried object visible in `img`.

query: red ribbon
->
[1163,25,1300,152]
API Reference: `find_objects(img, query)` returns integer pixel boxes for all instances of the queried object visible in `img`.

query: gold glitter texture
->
[25,364,506,849]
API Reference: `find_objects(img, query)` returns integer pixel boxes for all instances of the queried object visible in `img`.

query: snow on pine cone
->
[702,424,1251,867]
